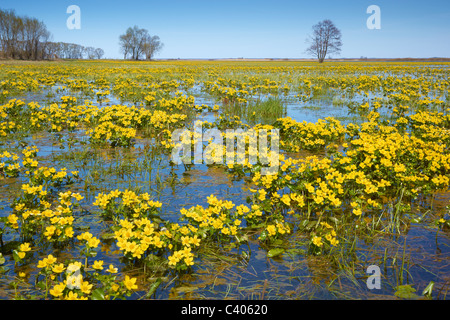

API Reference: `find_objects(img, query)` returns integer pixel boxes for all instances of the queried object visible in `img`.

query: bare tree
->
[67,43,82,59]
[0,9,23,58]
[0,9,52,60]
[44,41,59,59]
[85,46,96,59]
[119,29,133,59]
[94,48,104,59]
[305,19,342,63]
[24,18,50,60]
[1,9,103,61]
[36,28,51,60]
[119,26,163,60]
[144,35,163,60]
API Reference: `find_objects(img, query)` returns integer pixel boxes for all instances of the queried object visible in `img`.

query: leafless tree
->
[21,17,49,59]
[0,9,103,60]
[0,9,23,58]
[94,48,104,59]
[119,26,163,60]
[144,35,163,60]
[85,46,96,59]
[305,19,342,63]
[44,41,59,59]
[0,9,51,60]
[119,29,133,59]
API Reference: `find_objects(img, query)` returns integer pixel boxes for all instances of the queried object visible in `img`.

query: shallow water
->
[1,62,449,300]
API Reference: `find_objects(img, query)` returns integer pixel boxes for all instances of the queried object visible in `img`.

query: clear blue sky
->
[1,0,449,59]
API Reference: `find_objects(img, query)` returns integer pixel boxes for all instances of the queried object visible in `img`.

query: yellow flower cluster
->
[115,217,169,259]
[32,253,138,300]
[93,189,162,221]
[13,189,82,242]
[275,117,346,151]
[180,194,243,237]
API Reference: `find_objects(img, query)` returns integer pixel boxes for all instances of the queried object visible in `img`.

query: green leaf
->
[259,230,268,241]
[267,248,284,258]
[235,234,248,243]
[91,288,106,300]
[12,250,21,263]
[36,280,46,291]
[410,217,421,223]
[146,278,162,298]
[0,253,5,265]
[100,232,116,240]
[328,216,340,225]
[422,281,434,298]
[306,221,317,230]
[0,266,10,273]
[394,285,419,299]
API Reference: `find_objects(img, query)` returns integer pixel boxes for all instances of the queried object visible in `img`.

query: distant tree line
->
[46,42,104,60]
[0,8,104,60]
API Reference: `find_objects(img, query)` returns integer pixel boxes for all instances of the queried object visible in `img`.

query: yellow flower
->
[258,189,267,201]
[123,275,138,291]
[312,236,323,247]
[330,237,339,246]
[184,256,194,266]
[111,283,120,292]
[92,260,104,270]
[44,225,56,239]
[190,235,201,246]
[280,194,291,206]
[87,236,100,248]
[207,194,219,206]
[47,254,57,265]
[266,225,277,236]
[168,255,179,266]
[37,259,48,269]
[7,214,18,226]
[77,231,93,242]
[71,193,83,201]
[52,263,66,273]
[65,227,74,238]
[14,203,25,212]
[106,264,118,273]
[80,281,93,294]
[50,282,66,298]
[37,254,57,268]
[64,291,86,300]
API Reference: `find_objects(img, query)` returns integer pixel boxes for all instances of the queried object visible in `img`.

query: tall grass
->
[222,96,286,125]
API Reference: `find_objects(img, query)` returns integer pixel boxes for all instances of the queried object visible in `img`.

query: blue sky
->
[1,0,449,59]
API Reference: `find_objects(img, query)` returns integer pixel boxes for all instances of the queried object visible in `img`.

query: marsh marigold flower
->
[312,236,323,248]
[123,275,138,291]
